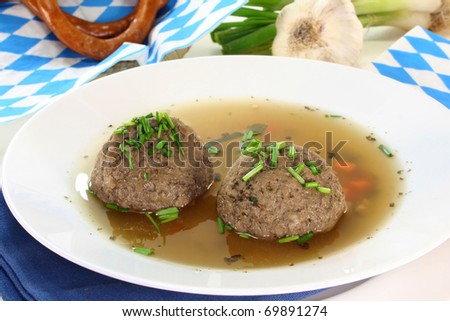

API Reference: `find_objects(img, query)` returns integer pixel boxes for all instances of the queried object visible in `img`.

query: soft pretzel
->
[22,0,168,60]
[24,0,138,39]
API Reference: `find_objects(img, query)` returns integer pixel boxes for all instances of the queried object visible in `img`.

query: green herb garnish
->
[217,216,225,234]
[287,166,305,185]
[317,186,332,194]
[242,160,264,182]
[133,247,153,256]
[208,146,220,155]
[105,203,129,212]
[145,212,160,235]
[155,207,179,223]
[277,234,299,243]
[378,144,394,157]
[297,231,314,245]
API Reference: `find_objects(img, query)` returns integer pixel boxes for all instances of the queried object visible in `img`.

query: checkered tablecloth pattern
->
[0,0,247,123]
[371,26,450,109]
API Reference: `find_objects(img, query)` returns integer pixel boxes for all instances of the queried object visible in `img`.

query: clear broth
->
[76,98,404,270]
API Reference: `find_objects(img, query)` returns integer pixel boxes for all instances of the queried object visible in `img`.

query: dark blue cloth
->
[0,190,321,301]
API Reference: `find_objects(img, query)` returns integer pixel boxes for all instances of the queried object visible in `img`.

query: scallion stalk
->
[211,0,442,56]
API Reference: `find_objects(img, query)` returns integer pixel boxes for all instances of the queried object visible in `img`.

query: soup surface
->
[74,98,405,270]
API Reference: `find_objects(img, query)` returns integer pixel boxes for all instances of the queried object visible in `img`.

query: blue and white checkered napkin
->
[370,26,450,109]
[0,0,247,123]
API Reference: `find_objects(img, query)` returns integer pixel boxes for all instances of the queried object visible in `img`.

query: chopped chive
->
[141,116,151,134]
[288,145,296,158]
[162,122,169,131]
[119,142,125,153]
[124,148,134,170]
[156,139,168,150]
[287,167,305,185]
[145,212,160,235]
[161,148,173,157]
[143,172,149,181]
[277,234,300,243]
[156,207,179,217]
[113,127,126,134]
[157,125,163,139]
[259,151,268,158]
[217,217,225,234]
[242,130,253,141]
[105,203,129,212]
[305,182,319,188]
[317,186,332,194]
[297,231,314,245]
[276,141,286,150]
[159,216,178,224]
[145,112,154,118]
[295,163,305,174]
[225,224,234,231]
[123,121,136,127]
[309,166,320,175]
[208,146,220,155]
[270,146,278,168]
[155,112,162,123]
[305,161,316,167]
[163,113,175,129]
[378,144,394,157]
[237,232,252,239]
[242,162,264,182]
[133,247,153,256]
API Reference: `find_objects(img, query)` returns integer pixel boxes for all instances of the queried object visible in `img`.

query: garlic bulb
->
[272,0,364,66]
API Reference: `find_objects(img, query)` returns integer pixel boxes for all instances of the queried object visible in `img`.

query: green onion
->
[123,121,136,127]
[212,0,437,56]
[277,234,299,243]
[287,167,305,185]
[145,212,160,235]
[317,186,332,194]
[217,217,225,234]
[378,144,394,157]
[305,182,319,188]
[208,146,220,155]
[297,231,314,245]
[143,172,149,181]
[242,161,264,182]
[133,247,153,256]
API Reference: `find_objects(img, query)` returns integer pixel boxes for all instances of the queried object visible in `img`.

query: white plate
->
[3,56,450,296]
